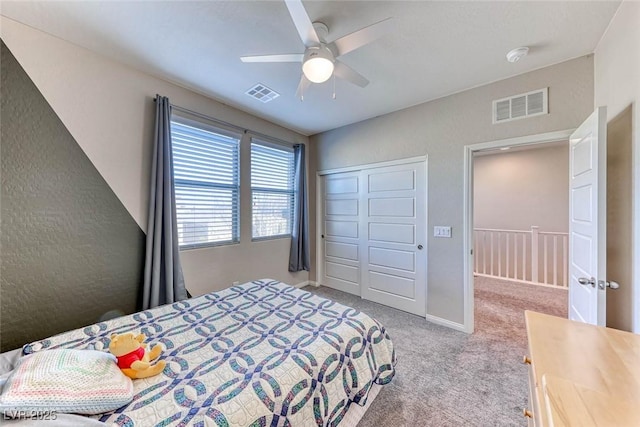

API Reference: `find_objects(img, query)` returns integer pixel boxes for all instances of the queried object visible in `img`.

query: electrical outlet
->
[434,226,452,238]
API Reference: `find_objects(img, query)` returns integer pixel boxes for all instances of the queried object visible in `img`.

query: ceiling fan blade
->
[333,61,369,88]
[240,54,304,63]
[329,18,393,57]
[295,74,312,99]
[284,0,320,47]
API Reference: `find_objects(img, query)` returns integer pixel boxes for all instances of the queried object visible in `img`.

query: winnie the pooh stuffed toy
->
[108,333,165,379]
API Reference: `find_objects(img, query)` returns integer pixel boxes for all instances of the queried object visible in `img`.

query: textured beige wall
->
[594,0,640,332]
[312,57,594,325]
[1,17,310,296]
[474,144,569,233]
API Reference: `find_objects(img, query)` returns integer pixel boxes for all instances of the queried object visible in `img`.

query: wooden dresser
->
[524,311,640,426]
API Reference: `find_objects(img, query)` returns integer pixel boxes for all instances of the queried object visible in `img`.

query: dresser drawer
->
[525,356,540,426]
[522,356,542,427]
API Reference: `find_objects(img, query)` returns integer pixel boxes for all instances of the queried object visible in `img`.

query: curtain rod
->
[155,96,298,147]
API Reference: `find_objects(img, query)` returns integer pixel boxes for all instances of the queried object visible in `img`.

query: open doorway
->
[462,129,575,334]
[471,141,569,336]
[464,109,633,334]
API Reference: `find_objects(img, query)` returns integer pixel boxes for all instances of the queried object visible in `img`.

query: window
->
[251,141,295,239]
[170,114,240,248]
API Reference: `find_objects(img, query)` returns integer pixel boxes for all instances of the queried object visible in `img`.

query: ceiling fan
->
[240,0,392,98]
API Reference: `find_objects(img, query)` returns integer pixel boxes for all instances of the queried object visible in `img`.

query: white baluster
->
[543,235,548,285]
[553,235,558,286]
[531,226,539,283]
[490,232,494,276]
[482,231,487,274]
[498,232,502,277]
[522,233,527,280]
[563,235,568,287]
[513,233,518,279]
[506,233,510,278]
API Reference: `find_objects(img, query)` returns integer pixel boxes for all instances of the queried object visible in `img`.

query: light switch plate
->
[434,226,452,238]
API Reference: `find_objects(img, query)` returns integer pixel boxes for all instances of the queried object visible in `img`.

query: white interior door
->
[361,162,427,316]
[321,171,361,295]
[569,107,607,325]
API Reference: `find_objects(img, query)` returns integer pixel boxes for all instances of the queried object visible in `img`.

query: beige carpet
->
[304,276,567,426]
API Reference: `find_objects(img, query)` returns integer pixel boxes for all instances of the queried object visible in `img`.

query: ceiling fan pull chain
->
[332,73,336,100]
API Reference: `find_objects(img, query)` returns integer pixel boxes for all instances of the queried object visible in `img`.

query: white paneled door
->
[322,171,361,295]
[361,163,427,316]
[321,160,427,316]
[569,107,607,325]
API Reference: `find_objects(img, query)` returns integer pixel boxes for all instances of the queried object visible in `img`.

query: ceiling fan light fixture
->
[302,46,335,83]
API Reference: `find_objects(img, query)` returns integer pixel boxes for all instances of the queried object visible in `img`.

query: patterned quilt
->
[23,279,396,427]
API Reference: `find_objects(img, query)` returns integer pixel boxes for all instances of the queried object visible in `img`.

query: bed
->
[6,279,395,426]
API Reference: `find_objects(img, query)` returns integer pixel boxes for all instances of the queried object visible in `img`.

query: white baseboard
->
[425,314,468,333]
[293,280,319,288]
[474,273,568,290]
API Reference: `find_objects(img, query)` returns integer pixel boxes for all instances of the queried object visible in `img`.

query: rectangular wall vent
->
[493,88,548,124]
[246,83,280,103]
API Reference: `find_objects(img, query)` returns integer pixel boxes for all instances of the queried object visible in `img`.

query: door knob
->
[417,244,423,250]
[578,277,596,287]
[598,280,620,290]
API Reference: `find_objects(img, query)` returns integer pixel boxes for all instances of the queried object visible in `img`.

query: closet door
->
[361,162,427,316]
[321,172,361,295]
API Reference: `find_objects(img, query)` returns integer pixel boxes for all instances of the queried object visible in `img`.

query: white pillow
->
[0,349,133,416]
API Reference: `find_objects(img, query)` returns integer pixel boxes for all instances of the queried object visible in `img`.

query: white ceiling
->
[1,1,620,136]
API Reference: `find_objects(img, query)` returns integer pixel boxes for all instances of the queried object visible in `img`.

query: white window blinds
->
[170,115,241,248]
[251,141,295,239]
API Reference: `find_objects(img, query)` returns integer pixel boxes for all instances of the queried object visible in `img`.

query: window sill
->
[251,235,292,243]
[179,240,240,251]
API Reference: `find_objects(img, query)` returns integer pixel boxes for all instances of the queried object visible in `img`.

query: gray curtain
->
[142,95,188,309]
[289,144,310,272]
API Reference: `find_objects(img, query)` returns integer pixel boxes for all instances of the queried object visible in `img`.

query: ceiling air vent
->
[493,88,548,124]
[245,83,280,103]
